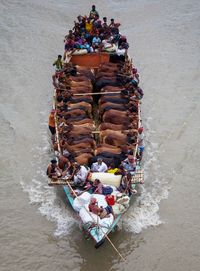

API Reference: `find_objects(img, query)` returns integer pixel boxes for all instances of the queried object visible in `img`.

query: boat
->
[47,11,144,249]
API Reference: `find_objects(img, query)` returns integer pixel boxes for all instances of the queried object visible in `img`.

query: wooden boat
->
[48,14,144,249]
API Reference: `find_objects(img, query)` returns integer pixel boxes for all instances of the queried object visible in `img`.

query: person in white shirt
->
[91,158,108,173]
[73,163,90,186]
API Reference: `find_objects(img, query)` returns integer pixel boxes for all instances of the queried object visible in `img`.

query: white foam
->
[21,125,76,237]
[123,123,170,233]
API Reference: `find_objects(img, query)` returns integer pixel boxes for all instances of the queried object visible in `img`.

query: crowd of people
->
[62,5,129,58]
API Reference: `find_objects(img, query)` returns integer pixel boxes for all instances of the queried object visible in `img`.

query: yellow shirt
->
[85,21,93,32]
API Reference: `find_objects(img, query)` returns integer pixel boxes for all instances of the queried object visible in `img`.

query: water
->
[1,0,200,270]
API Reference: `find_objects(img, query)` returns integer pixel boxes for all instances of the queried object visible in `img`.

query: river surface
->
[0,0,200,270]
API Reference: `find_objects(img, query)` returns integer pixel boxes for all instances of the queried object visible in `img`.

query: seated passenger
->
[92,33,101,50]
[71,163,90,186]
[91,158,108,172]
[93,179,103,194]
[89,197,113,219]
[122,155,136,175]
[47,159,62,179]
[118,172,137,196]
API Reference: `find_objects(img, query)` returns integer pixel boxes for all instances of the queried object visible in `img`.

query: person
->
[53,55,63,71]
[91,158,108,172]
[89,5,99,20]
[89,197,113,219]
[118,172,137,196]
[93,179,103,194]
[122,155,136,175]
[48,109,56,143]
[46,159,62,179]
[71,163,90,186]
[58,154,71,172]
[85,18,93,33]
[137,127,144,161]
[92,33,101,50]
[102,17,108,28]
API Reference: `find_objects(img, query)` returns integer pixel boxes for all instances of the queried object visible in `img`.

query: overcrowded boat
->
[47,6,144,250]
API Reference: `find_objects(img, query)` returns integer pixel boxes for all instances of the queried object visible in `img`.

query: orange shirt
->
[48,113,55,127]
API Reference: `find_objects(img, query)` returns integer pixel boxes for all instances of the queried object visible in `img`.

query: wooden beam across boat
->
[74,91,121,96]
[48,178,71,186]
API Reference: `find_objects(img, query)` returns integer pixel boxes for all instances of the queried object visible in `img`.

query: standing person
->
[89,5,99,20]
[53,55,63,71]
[91,158,108,173]
[137,127,144,161]
[48,109,56,143]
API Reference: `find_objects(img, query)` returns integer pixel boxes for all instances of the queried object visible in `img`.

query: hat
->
[51,159,57,164]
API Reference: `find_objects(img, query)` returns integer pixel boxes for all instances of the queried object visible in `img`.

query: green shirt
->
[53,59,62,70]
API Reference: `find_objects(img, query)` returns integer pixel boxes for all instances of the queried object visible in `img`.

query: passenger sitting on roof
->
[71,163,90,186]
[85,17,93,33]
[53,55,63,71]
[47,159,62,179]
[92,33,102,51]
[89,5,99,20]
[102,17,108,28]
[91,158,108,172]
[89,197,113,219]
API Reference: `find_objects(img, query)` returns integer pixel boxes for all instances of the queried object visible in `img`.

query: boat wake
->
[21,112,76,237]
[21,115,170,237]
[123,119,170,233]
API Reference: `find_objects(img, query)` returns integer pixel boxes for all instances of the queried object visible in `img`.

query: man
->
[122,155,136,175]
[89,5,99,20]
[53,55,63,71]
[92,33,101,50]
[91,158,108,172]
[89,197,113,219]
[137,127,144,161]
[72,163,90,186]
[48,109,56,143]
[46,159,62,179]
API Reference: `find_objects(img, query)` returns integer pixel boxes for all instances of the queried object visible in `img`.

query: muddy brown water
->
[0,0,200,270]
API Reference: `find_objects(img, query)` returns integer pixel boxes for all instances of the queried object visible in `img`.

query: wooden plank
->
[74,91,121,96]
